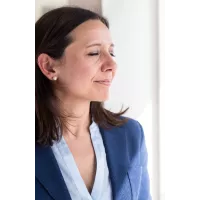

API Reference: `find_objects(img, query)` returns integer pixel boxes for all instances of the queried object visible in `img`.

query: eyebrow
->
[86,43,115,48]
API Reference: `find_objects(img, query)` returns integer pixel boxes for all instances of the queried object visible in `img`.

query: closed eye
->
[110,52,116,57]
[88,52,99,56]
[88,52,116,57]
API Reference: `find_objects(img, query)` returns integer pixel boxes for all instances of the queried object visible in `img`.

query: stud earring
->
[52,76,57,81]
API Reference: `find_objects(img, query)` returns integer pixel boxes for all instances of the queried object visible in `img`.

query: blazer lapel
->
[35,144,72,200]
[100,125,131,200]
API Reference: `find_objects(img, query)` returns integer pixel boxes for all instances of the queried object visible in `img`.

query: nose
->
[101,53,117,73]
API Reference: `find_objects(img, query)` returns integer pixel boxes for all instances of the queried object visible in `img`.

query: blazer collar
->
[99,124,130,199]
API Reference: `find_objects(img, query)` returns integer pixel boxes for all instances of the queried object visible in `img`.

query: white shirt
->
[51,120,113,200]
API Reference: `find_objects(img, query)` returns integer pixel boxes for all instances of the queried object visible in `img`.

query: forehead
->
[69,20,113,46]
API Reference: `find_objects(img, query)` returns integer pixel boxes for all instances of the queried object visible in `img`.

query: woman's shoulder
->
[119,116,144,142]
[117,116,146,158]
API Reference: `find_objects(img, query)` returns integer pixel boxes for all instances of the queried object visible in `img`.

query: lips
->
[94,80,112,86]
[94,79,112,82]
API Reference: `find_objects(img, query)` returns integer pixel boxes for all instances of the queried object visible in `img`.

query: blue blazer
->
[35,118,151,200]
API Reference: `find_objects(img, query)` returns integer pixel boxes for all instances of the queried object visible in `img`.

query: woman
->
[35,6,151,200]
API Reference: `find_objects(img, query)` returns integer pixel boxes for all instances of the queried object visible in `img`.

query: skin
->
[37,19,117,193]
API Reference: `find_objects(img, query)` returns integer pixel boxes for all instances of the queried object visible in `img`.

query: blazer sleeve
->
[137,122,152,200]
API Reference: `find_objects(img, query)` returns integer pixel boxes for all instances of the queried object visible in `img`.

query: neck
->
[57,97,92,139]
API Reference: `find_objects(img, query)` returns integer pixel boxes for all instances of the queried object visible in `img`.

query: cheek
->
[73,68,93,84]
[61,60,97,89]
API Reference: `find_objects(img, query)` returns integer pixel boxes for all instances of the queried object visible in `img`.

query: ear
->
[37,53,58,81]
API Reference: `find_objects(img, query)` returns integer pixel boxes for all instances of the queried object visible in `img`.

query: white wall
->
[158,0,165,199]
[35,0,101,20]
[68,0,102,14]
[163,1,200,200]
[35,0,69,21]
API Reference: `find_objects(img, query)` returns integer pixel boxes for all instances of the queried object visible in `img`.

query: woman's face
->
[55,19,117,102]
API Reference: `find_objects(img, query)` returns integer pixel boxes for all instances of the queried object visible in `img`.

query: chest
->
[66,137,96,193]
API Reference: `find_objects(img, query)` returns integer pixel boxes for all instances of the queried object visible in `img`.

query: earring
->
[52,76,57,81]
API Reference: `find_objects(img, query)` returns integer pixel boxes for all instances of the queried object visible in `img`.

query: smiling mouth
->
[94,81,111,86]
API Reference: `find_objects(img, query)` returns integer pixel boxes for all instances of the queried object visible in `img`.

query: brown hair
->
[35,6,129,146]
